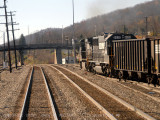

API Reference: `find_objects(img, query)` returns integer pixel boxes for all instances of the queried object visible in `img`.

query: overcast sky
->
[0,0,152,44]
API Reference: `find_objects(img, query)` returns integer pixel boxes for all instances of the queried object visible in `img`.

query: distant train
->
[79,33,160,86]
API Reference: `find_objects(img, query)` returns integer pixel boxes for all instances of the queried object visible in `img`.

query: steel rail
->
[96,75,160,103]
[40,67,58,120]
[55,65,156,120]
[50,65,117,120]
[19,66,58,120]
[19,66,33,120]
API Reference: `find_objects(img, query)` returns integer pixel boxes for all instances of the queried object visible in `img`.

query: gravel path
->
[42,65,107,120]
[0,66,31,120]
[61,64,160,120]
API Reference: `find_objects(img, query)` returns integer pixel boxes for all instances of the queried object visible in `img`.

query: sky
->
[0,0,152,44]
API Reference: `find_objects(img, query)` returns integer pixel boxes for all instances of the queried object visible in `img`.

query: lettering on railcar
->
[125,36,131,39]
[155,44,160,54]
[113,36,122,40]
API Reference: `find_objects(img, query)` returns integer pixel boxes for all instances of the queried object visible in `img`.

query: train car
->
[79,32,160,86]
[150,38,160,85]
[80,35,107,73]
[113,38,160,85]
[79,33,136,74]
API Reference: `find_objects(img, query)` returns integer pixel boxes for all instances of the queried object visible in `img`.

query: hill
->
[1,0,160,64]
[25,0,160,45]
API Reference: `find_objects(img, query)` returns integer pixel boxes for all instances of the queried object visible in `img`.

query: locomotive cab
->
[79,33,137,75]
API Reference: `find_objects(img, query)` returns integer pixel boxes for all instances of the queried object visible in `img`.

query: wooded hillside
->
[24,0,160,45]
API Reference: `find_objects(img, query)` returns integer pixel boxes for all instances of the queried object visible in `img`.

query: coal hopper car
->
[112,37,160,85]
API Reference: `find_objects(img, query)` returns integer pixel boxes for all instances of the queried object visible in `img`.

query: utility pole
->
[94,25,97,36]
[124,25,126,34]
[9,11,19,69]
[28,25,29,35]
[3,32,5,62]
[72,0,76,64]
[0,1,19,72]
[151,25,155,36]
[4,0,12,72]
[0,31,5,68]
[28,25,31,55]
[65,36,69,64]
[145,16,148,37]
[62,25,63,45]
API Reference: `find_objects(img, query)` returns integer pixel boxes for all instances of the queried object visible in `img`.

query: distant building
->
[62,57,74,64]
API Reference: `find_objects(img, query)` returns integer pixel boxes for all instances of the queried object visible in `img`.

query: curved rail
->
[54,65,156,120]
[50,65,117,120]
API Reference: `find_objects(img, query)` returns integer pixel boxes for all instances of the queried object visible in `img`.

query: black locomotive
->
[79,33,160,86]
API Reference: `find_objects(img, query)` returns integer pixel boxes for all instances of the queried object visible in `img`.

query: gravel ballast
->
[0,66,31,119]
[54,65,145,120]
[42,65,107,120]
[61,64,160,119]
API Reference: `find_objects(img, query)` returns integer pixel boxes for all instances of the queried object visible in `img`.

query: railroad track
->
[50,65,156,120]
[68,64,160,90]
[18,66,58,120]
[96,75,160,103]
[120,79,160,93]
[66,64,160,103]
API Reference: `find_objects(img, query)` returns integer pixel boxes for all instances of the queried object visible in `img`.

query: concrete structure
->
[55,48,62,64]
[0,43,73,65]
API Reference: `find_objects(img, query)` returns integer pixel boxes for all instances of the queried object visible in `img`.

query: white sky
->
[0,0,152,44]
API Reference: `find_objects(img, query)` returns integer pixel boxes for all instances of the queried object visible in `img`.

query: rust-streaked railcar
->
[113,38,160,85]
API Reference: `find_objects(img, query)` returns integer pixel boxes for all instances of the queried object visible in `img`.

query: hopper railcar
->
[113,38,160,85]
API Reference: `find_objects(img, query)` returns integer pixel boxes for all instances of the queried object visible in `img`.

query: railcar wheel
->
[118,72,122,81]
[80,62,82,69]
[152,75,157,87]
[93,70,97,75]
[109,74,112,78]
[157,79,160,87]
[89,66,92,72]
[106,68,110,77]
[85,62,89,71]
[89,63,95,73]
[147,77,152,85]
